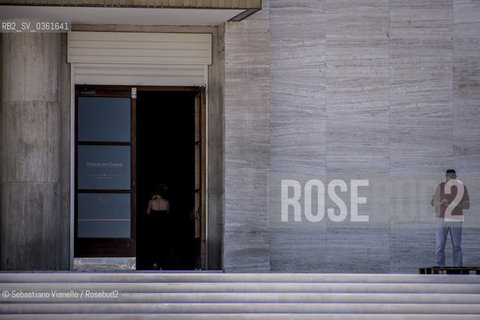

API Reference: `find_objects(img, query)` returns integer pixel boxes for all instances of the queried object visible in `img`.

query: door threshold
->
[74,257,136,272]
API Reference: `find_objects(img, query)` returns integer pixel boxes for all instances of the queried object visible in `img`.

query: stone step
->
[2,282,480,294]
[1,302,480,314]
[2,272,480,284]
[2,314,480,320]
[1,272,479,319]
[2,292,480,304]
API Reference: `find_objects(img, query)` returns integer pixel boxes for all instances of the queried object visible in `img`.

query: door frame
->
[71,85,207,268]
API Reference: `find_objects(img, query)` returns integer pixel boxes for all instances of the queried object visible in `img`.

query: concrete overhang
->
[0,0,261,26]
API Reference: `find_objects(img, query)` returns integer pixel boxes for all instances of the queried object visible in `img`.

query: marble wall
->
[224,0,480,273]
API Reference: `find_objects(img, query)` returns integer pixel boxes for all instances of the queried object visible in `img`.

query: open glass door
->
[74,85,205,267]
[74,86,136,257]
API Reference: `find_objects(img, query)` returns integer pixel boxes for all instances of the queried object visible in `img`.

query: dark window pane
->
[78,193,130,238]
[78,97,130,142]
[78,145,131,190]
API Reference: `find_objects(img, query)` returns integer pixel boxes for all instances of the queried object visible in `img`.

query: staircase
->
[1,272,480,319]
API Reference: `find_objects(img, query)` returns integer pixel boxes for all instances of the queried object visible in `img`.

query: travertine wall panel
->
[390,1,453,156]
[454,0,480,171]
[267,0,480,272]
[326,0,390,272]
[390,226,434,273]
[326,0,389,60]
[207,24,226,270]
[269,0,327,271]
[223,0,270,272]
[326,59,390,157]
[270,225,327,272]
[325,227,391,273]
[58,34,71,270]
[1,33,69,270]
[389,0,454,271]
[453,0,480,267]
[270,0,326,174]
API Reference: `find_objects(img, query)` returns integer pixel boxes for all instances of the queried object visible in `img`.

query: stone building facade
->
[1,0,479,273]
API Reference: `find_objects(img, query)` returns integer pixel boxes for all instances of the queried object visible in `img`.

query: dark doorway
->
[136,90,197,270]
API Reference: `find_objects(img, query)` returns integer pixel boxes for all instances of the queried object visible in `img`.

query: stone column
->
[1,33,63,270]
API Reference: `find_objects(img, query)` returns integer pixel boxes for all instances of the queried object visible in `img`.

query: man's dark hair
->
[446,169,457,179]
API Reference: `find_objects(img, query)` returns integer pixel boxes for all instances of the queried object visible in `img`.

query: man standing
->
[431,169,470,266]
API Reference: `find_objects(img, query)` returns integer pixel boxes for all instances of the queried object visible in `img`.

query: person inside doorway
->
[147,184,170,214]
[146,183,171,269]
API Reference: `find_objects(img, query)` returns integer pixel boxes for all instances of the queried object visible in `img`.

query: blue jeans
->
[435,218,463,266]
